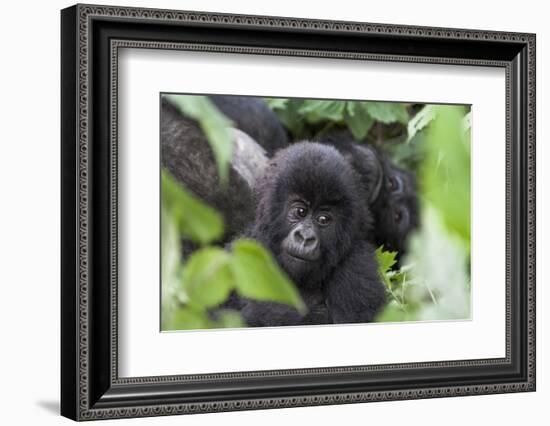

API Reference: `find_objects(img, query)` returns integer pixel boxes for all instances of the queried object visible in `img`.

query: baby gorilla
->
[236,142,386,327]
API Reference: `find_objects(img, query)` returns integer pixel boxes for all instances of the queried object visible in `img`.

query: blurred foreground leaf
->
[215,310,247,328]
[421,105,470,247]
[231,239,306,313]
[405,207,471,320]
[161,206,183,328]
[407,104,436,142]
[167,307,214,331]
[162,171,224,245]
[181,248,233,308]
[375,301,415,323]
[165,94,233,184]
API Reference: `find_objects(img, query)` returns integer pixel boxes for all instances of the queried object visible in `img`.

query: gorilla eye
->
[295,206,308,218]
[317,214,331,226]
[394,210,403,223]
[388,176,399,192]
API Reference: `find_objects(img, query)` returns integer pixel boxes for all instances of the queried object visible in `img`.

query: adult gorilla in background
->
[372,161,419,257]
[235,142,386,327]
[320,130,419,259]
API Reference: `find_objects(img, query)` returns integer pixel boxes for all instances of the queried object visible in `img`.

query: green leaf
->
[165,307,213,331]
[375,301,412,322]
[160,206,184,329]
[164,94,233,184]
[264,98,288,110]
[344,102,374,140]
[407,105,436,142]
[421,105,470,246]
[215,309,247,328]
[231,239,306,313]
[375,246,398,276]
[181,247,234,308]
[364,102,409,124]
[387,131,426,170]
[297,100,346,123]
[162,170,224,245]
[462,112,472,133]
[404,207,471,320]
[266,98,307,138]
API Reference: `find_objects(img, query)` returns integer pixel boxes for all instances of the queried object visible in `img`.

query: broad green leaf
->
[165,307,213,331]
[365,102,409,124]
[462,111,472,133]
[160,206,184,329]
[165,94,233,184]
[231,239,306,313]
[267,98,307,138]
[215,309,247,328]
[181,247,234,308]
[162,171,224,245]
[375,301,412,322]
[264,98,288,110]
[407,105,436,142]
[344,102,374,140]
[298,100,346,123]
[421,105,470,246]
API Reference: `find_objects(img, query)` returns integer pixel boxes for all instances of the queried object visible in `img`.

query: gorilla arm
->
[239,289,331,327]
[326,241,386,324]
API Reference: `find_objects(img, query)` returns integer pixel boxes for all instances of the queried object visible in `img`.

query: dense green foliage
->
[265,98,409,141]
[161,94,471,330]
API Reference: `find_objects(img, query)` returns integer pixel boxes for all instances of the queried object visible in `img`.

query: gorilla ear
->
[352,145,384,203]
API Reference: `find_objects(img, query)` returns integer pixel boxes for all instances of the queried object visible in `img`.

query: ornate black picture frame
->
[61,3,536,421]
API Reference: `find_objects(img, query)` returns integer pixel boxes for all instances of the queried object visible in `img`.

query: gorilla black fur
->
[372,160,419,257]
[235,142,386,327]
[320,129,419,258]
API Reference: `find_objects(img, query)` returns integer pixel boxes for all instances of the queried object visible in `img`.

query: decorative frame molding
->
[61,3,536,421]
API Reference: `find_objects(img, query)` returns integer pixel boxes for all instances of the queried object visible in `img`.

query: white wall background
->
[0,0,546,424]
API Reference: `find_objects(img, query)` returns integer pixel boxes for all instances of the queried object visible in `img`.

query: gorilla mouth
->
[284,250,320,262]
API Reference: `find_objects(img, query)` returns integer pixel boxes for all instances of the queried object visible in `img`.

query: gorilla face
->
[252,142,367,286]
[279,194,348,278]
[374,164,419,255]
[282,199,322,263]
[386,165,415,198]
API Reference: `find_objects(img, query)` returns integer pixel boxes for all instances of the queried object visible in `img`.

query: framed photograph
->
[61,4,536,421]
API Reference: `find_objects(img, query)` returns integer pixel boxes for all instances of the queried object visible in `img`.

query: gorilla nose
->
[293,227,318,249]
